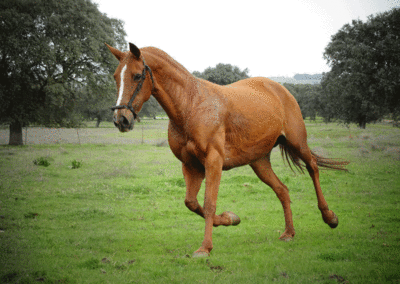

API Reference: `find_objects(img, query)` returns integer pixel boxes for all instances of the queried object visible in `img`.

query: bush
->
[71,159,82,169]
[33,157,50,167]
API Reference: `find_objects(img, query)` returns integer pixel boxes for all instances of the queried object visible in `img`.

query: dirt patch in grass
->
[385,147,400,160]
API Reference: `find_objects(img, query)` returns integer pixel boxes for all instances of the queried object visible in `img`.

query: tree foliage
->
[193,63,249,85]
[283,83,322,120]
[139,96,165,119]
[75,75,116,127]
[0,0,126,144]
[321,8,400,128]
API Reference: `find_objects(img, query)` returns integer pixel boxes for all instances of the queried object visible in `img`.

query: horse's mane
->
[141,47,194,78]
[141,47,228,92]
[141,46,205,111]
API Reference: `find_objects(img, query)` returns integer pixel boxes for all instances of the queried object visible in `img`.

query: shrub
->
[33,157,50,167]
[71,159,82,169]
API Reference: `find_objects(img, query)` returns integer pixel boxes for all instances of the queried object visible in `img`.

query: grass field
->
[1,120,400,283]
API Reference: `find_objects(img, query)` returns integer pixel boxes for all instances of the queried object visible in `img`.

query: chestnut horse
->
[106,42,348,257]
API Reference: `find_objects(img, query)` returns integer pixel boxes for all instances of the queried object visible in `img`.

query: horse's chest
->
[167,124,206,166]
[168,124,191,163]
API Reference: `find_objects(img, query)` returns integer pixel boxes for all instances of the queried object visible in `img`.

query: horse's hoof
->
[279,233,294,242]
[225,211,241,226]
[192,250,209,258]
[328,211,339,229]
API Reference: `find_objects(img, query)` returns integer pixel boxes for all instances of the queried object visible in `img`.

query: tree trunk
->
[358,119,366,129]
[95,116,101,128]
[9,121,23,145]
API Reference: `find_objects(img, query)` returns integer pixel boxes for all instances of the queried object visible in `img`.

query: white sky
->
[94,0,400,77]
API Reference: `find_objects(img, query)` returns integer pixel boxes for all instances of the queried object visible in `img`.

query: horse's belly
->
[222,139,276,170]
[222,115,282,170]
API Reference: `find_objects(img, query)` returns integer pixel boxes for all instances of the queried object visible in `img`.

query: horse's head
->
[106,42,154,132]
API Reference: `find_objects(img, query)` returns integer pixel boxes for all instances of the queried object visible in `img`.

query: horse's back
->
[225,77,307,142]
[229,77,300,110]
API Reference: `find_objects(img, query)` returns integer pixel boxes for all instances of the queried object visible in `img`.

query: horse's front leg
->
[183,162,205,217]
[192,147,223,257]
[183,162,240,228]
[191,148,239,257]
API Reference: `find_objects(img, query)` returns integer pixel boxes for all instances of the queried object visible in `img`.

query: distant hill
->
[268,73,322,85]
[293,73,322,80]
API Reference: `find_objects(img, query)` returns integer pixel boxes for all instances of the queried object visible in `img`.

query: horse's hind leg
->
[302,147,338,228]
[251,154,295,241]
[285,139,338,228]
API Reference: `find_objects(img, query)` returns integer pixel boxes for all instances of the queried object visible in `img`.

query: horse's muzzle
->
[113,114,134,132]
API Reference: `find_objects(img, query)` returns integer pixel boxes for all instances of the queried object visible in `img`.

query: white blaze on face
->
[116,64,127,107]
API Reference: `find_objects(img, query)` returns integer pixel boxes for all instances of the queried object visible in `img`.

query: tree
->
[75,75,116,127]
[284,83,322,120]
[0,0,126,144]
[140,96,165,119]
[193,63,250,85]
[321,8,400,128]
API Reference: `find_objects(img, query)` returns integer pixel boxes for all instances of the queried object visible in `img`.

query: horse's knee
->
[185,199,198,211]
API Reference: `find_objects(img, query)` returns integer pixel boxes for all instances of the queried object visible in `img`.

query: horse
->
[105,42,348,257]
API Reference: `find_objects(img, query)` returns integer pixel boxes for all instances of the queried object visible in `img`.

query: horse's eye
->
[133,74,142,81]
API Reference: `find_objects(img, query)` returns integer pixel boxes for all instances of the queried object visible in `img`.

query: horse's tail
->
[279,144,349,173]
[311,151,349,171]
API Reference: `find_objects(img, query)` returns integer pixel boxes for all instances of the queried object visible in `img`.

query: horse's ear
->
[105,43,124,61]
[129,42,141,59]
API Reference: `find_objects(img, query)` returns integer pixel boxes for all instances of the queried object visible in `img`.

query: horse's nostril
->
[113,115,131,130]
[119,116,130,128]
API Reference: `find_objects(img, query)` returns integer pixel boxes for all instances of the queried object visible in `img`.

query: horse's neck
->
[144,49,198,126]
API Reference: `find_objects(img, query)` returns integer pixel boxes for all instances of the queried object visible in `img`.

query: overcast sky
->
[94,0,399,77]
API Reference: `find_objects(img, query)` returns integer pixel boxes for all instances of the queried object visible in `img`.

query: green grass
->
[1,121,400,283]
